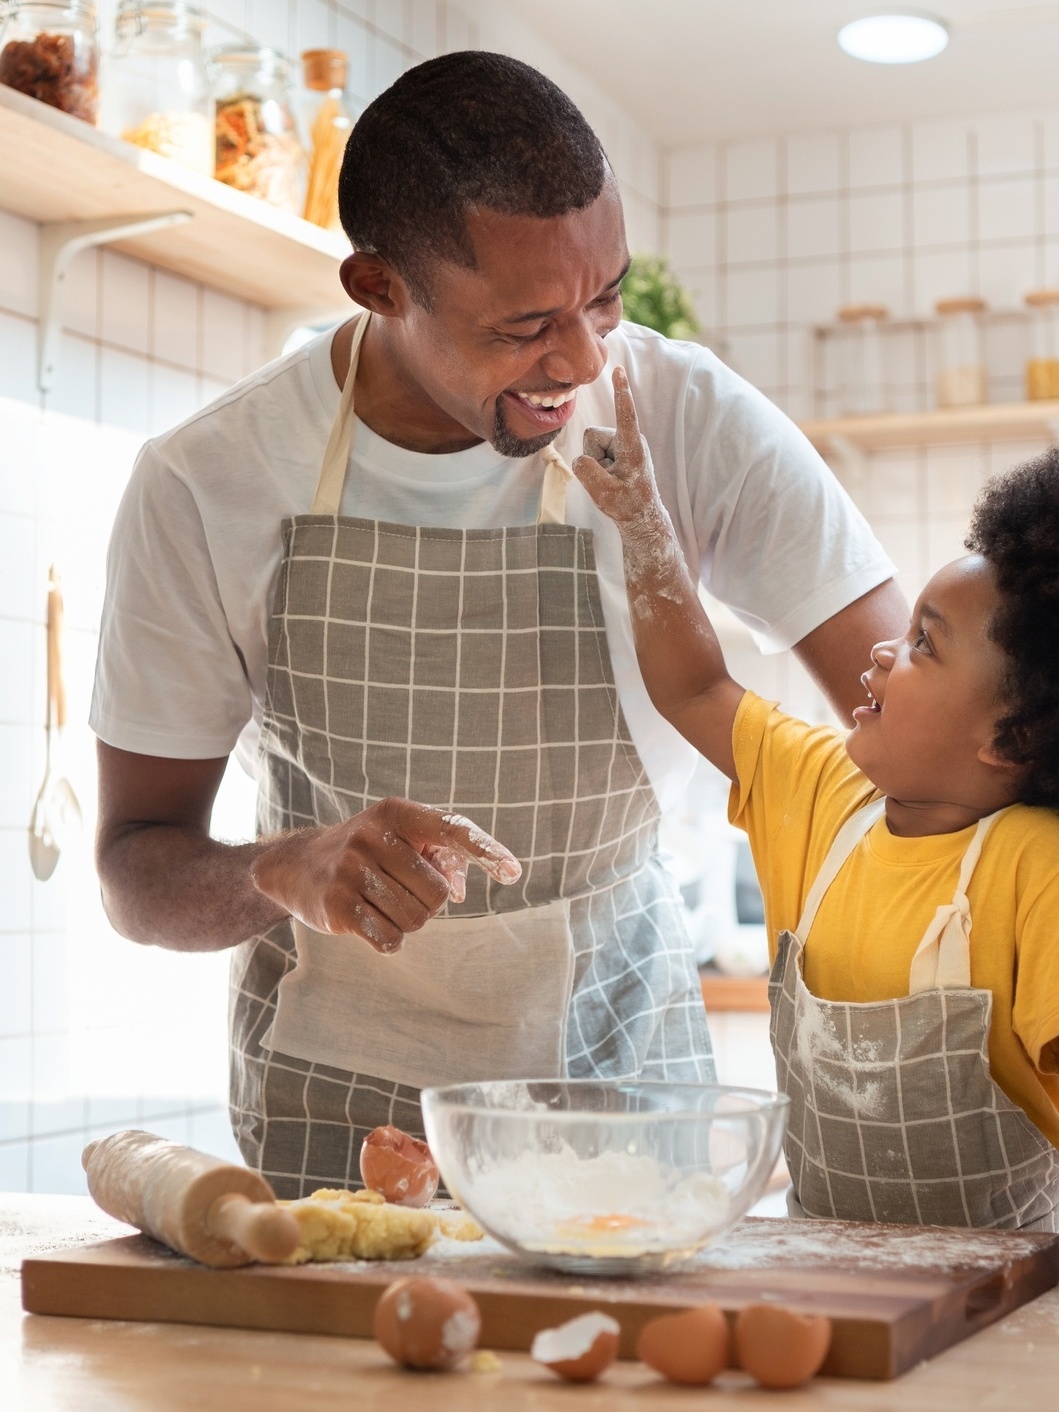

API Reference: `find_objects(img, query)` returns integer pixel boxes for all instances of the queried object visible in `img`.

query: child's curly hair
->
[965,448,1059,809]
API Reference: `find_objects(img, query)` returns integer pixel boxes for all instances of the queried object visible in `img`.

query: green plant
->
[620,254,702,341]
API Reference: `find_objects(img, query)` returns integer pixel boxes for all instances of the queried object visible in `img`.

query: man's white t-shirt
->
[90,320,894,810]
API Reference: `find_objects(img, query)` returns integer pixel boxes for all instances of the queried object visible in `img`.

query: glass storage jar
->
[102,0,212,175]
[835,304,890,416]
[934,297,987,407]
[0,0,98,123]
[299,48,353,232]
[209,44,307,213]
[1024,289,1059,401]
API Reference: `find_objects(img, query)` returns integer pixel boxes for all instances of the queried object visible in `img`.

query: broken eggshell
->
[734,1303,833,1389]
[531,1311,621,1382]
[360,1124,440,1207]
[636,1303,730,1386]
[373,1275,481,1370]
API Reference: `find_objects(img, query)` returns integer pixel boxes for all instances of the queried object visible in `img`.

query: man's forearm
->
[99,825,288,952]
[795,578,909,723]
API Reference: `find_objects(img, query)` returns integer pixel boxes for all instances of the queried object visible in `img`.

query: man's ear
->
[340,252,413,317]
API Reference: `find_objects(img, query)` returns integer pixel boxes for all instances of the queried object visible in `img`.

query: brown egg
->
[360,1125,440,1207]
[531,1311,621,1382]
[734,1303,833,1389]
[636,1303,729,1385]
[373,1276,481,1370]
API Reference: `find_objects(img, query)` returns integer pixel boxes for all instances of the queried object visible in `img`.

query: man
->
[92,52,906,1197]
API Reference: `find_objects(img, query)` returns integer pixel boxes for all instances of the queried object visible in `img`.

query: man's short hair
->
[338,51,608,306]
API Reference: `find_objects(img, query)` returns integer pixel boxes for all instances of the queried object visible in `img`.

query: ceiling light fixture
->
[838,12,950,64]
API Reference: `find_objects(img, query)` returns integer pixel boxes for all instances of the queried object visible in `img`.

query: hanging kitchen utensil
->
[28,564,82,881]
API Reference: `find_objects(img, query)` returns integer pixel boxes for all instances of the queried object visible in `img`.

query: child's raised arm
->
[572,367,744,782]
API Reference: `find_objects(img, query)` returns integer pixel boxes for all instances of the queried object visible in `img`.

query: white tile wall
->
[0,0,664,1194]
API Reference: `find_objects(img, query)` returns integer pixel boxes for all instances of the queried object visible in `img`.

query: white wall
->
[0,0,661,1192]
[664,108,1059,719]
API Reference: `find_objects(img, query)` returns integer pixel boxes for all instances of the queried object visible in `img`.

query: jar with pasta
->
[209,44,307,213]
[0,0,98,123]
[934,297,987,407]
[299,48,353,232]
[102,0,212,175]
[1024,290,1059,401]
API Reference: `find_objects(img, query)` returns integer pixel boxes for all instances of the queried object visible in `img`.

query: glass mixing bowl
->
[421,1080,788,1275]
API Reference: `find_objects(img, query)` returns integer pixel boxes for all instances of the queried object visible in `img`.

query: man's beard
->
[490,399,563,459]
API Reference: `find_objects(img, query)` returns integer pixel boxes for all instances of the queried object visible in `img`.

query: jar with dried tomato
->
[0,0,99,123]
[208,44,307,213]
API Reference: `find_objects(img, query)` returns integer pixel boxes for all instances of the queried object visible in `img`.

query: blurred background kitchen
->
[3,0,1059,1192]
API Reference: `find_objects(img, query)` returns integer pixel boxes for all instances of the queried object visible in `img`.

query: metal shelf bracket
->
[38,211,193,393]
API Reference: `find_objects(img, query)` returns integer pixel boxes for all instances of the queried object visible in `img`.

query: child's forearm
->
[617,503,742,779]
[571,367,743,781]
[620,502,727,705]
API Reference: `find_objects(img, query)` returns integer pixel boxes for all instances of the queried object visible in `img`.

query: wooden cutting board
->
[22,1217,1059,1381]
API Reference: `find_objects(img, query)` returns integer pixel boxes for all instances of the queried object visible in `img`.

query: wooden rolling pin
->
[82,1130,300,1268]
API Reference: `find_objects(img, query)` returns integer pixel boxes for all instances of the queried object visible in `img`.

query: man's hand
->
[249,798,522,954]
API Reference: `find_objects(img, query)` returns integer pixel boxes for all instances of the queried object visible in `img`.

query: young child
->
[572,367,1059,1231]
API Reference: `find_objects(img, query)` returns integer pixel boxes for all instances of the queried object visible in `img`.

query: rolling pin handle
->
[204,1193,300,1264]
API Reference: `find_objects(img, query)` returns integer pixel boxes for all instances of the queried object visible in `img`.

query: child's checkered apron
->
[771,797,1059,1230]
[229,314,714,1195]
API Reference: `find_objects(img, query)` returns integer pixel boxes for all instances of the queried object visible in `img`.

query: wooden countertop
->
[3,1193,1059,1410]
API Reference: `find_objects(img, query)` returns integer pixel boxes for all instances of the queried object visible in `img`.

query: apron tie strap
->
[537,444,574,525]
[907,810,1005,994]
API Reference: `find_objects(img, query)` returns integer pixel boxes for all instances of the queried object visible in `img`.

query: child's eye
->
[911,629,932,654]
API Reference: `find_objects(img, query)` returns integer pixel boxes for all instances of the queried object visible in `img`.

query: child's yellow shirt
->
[728,690,1059,1148]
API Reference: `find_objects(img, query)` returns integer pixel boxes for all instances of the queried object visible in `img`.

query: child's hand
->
[572,367,663,527]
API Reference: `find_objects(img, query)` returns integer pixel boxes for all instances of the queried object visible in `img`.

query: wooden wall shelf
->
[700,970,770,1013]
[0,85,348,311]
[801,400,1059,454]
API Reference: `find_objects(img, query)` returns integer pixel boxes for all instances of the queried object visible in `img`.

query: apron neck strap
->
[312,311,372,516]
[312,312,574,524]
[794,796,886,941]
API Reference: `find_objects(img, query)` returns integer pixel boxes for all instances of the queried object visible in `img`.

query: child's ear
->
[976,739,1024,779]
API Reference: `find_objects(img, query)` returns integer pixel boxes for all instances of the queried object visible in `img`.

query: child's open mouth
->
[853,678,882,720]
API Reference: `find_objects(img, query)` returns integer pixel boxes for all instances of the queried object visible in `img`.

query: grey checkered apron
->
[229,314,714,1196]
[771,798,1059,1230]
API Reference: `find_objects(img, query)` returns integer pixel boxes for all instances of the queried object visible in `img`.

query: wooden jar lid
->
[837,304,889,322]
[302,48,348,91]
[934,297,986,316]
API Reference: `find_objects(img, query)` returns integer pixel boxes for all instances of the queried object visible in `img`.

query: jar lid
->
[208,42,290,78]
[302,48,347,91]
[934,297,986,316]
[116,0,203,18]
[1,0,97,13]
[1024,288,1059,307]
[837,304,889,323]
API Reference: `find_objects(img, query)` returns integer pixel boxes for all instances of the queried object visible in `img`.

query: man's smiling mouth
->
[509,388,577,409]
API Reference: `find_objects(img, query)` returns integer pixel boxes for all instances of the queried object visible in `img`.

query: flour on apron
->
[770,798,1059,1230]
[228,314,714,1195]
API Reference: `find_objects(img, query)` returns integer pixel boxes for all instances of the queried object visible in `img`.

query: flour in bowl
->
[463,1144,730,1257]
